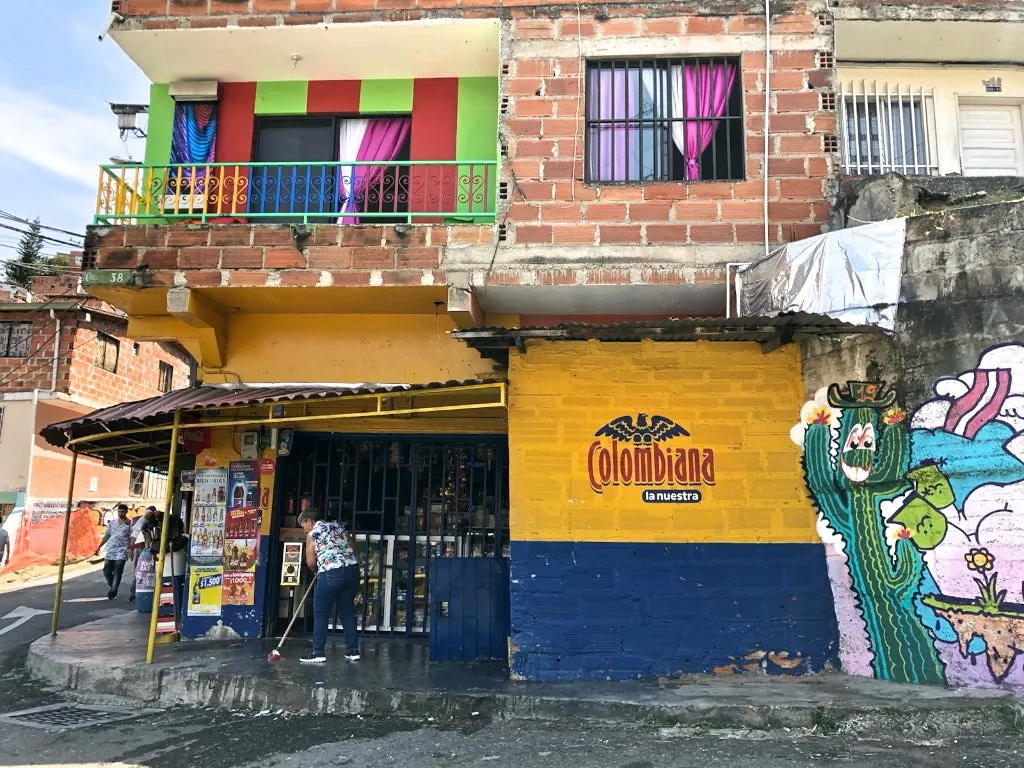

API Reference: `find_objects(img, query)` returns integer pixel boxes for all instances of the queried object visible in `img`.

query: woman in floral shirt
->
[298,509,360,664]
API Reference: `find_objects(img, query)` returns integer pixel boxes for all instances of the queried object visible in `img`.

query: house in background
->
[0,271,193,529]
[835,0,1024,178]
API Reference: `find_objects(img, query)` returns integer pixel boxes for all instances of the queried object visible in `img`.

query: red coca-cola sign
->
[179,427,212,455]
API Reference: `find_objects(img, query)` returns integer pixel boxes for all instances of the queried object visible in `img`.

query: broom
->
[267,574,318,663]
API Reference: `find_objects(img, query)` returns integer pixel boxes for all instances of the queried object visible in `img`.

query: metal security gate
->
[273,433,509,637]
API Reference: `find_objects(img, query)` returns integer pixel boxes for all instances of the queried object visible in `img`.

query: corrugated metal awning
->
[451,312,886,365]
[41,379,504,471]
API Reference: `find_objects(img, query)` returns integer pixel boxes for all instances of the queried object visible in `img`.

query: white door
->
[958,103,1024,176]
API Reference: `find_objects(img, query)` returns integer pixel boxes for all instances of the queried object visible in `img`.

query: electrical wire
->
[0,210,86,240]
[0,298,89,388]
[0,222,83,250]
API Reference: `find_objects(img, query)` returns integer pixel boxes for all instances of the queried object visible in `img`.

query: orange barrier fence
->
[1,508,101,573]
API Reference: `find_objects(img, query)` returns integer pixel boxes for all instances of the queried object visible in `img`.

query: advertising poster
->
[223,571,255,605]
[191,468,227,563]
[224,538,258,572]
[224,507,259,539]
[187,566,223,616]
[281,542,303,586]
[228,461,260,510]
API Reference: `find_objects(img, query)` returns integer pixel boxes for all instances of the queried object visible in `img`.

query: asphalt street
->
[0,571,1022,767]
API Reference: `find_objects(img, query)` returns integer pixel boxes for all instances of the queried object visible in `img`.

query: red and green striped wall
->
[145,77,499,219]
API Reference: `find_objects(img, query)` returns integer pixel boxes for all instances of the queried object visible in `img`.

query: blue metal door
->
[429,557,510,663]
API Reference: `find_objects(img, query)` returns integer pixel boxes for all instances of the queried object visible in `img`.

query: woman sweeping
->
[298,509,361,664]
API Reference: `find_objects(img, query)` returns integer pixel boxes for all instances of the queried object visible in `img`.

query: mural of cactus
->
[801,382,945,684]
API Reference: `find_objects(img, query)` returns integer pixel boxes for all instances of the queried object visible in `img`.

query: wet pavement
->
[25,611,1024,736]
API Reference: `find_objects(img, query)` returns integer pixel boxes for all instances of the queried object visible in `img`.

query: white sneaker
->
[345,653,361,661]
[300,654,327,664]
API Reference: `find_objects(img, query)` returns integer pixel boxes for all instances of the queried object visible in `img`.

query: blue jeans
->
[311,565,360,656]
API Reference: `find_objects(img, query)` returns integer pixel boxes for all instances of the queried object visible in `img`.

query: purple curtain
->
[587,69,631,182]
[343,118,411,223]
[682,62,737,181]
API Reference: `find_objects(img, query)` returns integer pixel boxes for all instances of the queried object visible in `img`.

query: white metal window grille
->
[0,322,32,358]
[128,467,145,497]
[839,81,937,176]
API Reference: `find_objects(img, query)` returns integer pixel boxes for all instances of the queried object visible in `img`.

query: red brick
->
[598,225,642,243]
[96,249,137,269]
[340,226,384,246]
[808,69,833,89]
[643,183,687,201]
[448,227,494,246]
[814,113,838,133]
[776,92,820,112]
[221,247,263,268]
[770,113,811,132]
[395,248,441,268]
[190,17,229,28]
[307,247,353,269]
[295,0,334,9]
[382,227,428,247]
[772,51,817,69]
[807,157,830,177]
[514,225,553,244]
[735,224,767,243]
[768,202,812,221]
[720,201,764,220]
[644,18,682,34]
[515,19,555,39]
[165,227,209,247]
[686,17,724,35]
[585,203,627,221]
[211,0,251,11]
[597,186,644,201]
[238,16,278,26]
[178,247,221,269]
[687,184,734,200]
[674,201,720,221]
[253,0,291,10]
[329,270,376,286]
[767,157,807,176]
[121,0,168,14]
[511,159,542,180]
[264,247,306,268]
[516,139,556,158]
[772,14,815,34]
[645,225,688,244]
[185,270,222,287]
[253,227,295,246]
[771,71,806,91]
[727,16,765,34]
[124,227,162,247]
[140,248,179,269]
[514,181,553,201]
[544,78,581,97]
[227,270,270,286]
[599,18,640,36]
[507,118,543,137]
[553,182,597,201]
[558,18,595,37]
[381,270,429,286]
[514,98,554,117]
[542,160,578,180]
[811,201,831,221]
[516,60,555,78]
[629,202,673,221]
[790,223,825,240]
[209,226,252,246]
[350,247,396,269]
[507,203,540,222]
[689,224,734,243]
[540,203,583,222]
[311,225,341,246]
[279,271,322,286]
[542,118,582,138]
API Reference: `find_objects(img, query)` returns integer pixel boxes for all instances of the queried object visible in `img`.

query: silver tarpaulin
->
[738,218,905,331]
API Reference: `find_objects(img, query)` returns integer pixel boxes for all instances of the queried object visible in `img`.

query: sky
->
[0,1,151,262]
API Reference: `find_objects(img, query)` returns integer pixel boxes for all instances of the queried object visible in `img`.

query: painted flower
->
[883,407,907,425]
[792,388,838,448]
[965,547,995,573]
[896,527,912,540]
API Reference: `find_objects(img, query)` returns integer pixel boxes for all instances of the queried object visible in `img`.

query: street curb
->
[26,632,1024,735]
[0,562,104,594]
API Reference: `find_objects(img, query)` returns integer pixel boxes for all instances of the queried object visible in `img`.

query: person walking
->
[127,506,153,602]
[0,513,10,569]
[95,504,132,599]
[298,509,360,664]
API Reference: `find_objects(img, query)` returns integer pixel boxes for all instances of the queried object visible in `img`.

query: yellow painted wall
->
[508,340,819,544]
[202,314,500,385]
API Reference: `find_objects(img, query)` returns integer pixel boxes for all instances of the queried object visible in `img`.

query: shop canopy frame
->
[40,378,505,662]
[41,379,506,472]
[451,312,888,366]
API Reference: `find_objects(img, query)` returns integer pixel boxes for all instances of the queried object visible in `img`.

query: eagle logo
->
[594,414,690,445]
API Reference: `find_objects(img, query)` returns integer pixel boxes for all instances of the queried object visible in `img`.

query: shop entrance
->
[271,433,509,638]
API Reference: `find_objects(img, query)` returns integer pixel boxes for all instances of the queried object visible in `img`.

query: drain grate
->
[0,703,146,732]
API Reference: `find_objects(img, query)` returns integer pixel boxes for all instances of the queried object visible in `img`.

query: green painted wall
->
[455,77,499,219]
[144,83,175,166]
[359,79,414,114]
[255,81,309,115]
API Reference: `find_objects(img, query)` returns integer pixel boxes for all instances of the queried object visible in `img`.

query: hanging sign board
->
[281,542,303,586]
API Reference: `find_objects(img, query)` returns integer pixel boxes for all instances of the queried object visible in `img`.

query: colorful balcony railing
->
[95,161,498,225]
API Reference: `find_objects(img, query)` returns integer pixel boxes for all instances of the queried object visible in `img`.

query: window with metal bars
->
[839,83,936,175]
[585,57,745,184]
[128,467,145,497]
[93,332,119,373]
[0,322,31,358]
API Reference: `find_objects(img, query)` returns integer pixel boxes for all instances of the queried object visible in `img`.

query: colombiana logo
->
[587,413,716,503]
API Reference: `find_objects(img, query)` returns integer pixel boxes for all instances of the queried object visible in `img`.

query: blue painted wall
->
[509,542,840,681]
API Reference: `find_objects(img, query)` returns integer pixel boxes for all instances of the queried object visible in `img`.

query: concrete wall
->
[0,397,34,495]
[507,339,839,680]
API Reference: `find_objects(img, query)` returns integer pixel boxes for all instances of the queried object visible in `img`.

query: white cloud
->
[0,84,118,189]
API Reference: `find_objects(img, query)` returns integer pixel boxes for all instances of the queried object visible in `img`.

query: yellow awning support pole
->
[50,450,79,636]
[146,411,181,664]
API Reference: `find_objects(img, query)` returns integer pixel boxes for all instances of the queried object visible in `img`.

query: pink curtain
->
[679,62,737,181]
[342,118,411,223]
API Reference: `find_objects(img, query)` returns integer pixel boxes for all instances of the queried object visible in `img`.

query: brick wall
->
[506,340,840,680]
[0,306,191,406]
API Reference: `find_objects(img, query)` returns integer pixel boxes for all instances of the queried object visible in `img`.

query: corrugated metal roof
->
[40,379,501,468]
[451,312,886,364]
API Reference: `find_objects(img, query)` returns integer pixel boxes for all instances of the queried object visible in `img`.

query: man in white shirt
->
[95,504,132,599]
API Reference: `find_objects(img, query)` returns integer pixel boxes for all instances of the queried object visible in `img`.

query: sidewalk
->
[27,613,1024,735]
